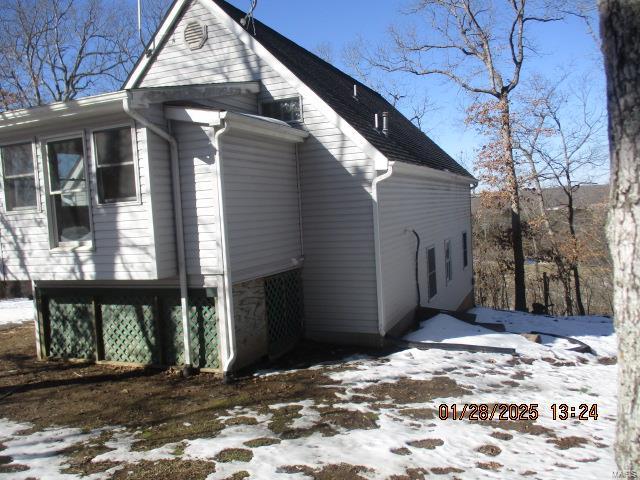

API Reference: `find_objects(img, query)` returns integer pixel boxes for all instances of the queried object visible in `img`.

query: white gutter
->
[122,94,194,374]
[210,117,237,379]
[372,162,395,337]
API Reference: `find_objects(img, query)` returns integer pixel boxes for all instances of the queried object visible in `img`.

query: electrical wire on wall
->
[241,0,259,35]
[411,229,421,306]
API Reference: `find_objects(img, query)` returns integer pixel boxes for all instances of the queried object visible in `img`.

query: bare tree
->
[0,0,171,110]
[360,0,586,311]
[343,38,437,132]
[599,0,640,471]
[515,78,607,315]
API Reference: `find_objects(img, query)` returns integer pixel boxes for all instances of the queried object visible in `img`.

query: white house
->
[0,0,476,376]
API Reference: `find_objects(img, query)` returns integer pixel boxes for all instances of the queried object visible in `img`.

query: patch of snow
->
[0,308,618,479]
[0,298,34,327]
[471,307,616,357]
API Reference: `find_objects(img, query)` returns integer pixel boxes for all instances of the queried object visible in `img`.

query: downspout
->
[123,95,194,375]
[211,117,236,381]
[372,161,394,337]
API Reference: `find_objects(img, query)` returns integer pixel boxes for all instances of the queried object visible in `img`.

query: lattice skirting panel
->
[265,269,304,358]
[38,289,220,369]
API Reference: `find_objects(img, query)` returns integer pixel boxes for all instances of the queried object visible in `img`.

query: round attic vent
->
[184,21,208,50]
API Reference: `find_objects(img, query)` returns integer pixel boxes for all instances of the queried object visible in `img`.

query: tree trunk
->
[599,0,640,470]
[566,191,586,315]
[500,96,527,311]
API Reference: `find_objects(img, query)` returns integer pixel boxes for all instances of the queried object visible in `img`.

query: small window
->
[462,231,468,268]
[445,239,452,284]
[47,137,91,245]
[261,97,302,122]
[427,246,437,299]
[1,143,37,211]
[93,127,137,203]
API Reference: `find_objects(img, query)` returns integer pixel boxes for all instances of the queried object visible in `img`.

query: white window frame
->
[90,123,141,206]
[462,230,469,270]
[42,131,94,251]
[259,95,304,123]
[0,140,40,214]
[427,245,437,300]
[444,238,452,285]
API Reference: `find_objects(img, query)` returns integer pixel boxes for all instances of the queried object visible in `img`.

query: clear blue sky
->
[153,0,609,181]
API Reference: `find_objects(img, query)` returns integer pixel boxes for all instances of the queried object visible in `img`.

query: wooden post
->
[92,296,104,361]
[154,294,165,366]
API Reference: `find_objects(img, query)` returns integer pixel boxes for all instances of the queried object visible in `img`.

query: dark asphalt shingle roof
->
[212,0,474,178]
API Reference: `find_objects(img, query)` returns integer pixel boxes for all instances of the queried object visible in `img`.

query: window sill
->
[50,243,95,254]
[94,197,142,208]
[2,207,42,216]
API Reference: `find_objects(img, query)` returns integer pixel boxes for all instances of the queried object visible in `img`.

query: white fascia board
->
[125,0,389,169]
[0,91,128,133]
[124,0,190,90]
[165,107,309,143]
[392,161,478,186]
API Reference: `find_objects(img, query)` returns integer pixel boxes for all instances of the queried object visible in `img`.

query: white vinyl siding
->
[173,121,222,283]
[138,1,380,336]
[0,113,160,281]
[222,133,301,283]
[377,169,473,333]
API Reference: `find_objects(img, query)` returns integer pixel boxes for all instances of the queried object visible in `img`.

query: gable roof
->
[125,0,473,179]
[209,0,472,179]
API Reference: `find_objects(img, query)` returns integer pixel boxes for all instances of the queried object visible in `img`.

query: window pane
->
[94,127,133,166]
[97,164,136,202]
[5,177,36,210]
[48,138,85,192]
[427,247,437,298]
[261,98,301,122]
[2,143,33,176]
[53,192,91,243]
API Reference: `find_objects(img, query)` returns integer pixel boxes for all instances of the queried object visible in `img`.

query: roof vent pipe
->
[382,111,389,136]
[353,84,358,98]
[374,113,380,130]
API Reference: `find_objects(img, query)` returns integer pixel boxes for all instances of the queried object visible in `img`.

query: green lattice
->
[47,295,95,360]
[162,291,219,369]
[265,269,304,357]
[101,294,160,364]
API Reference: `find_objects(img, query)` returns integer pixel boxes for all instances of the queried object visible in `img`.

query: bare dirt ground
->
[0,323,615,479]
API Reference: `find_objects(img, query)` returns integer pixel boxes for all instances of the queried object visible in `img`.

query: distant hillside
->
[472,184,609,214]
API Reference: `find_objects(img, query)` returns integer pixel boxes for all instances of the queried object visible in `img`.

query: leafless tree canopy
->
[0,0,172,111]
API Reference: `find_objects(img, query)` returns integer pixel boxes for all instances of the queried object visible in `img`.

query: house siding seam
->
[0,113,159,281]
[377,171,473,333]
[138,0,379,335]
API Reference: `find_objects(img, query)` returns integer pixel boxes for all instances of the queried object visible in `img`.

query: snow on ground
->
[0,308,617,479]
[0,298,34,327]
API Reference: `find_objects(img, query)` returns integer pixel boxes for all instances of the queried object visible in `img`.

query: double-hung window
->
[1,143,37,211]
[93,126,137,203]
[46,136,91,245]
[427,246,437,299]
[445,239,452,284]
